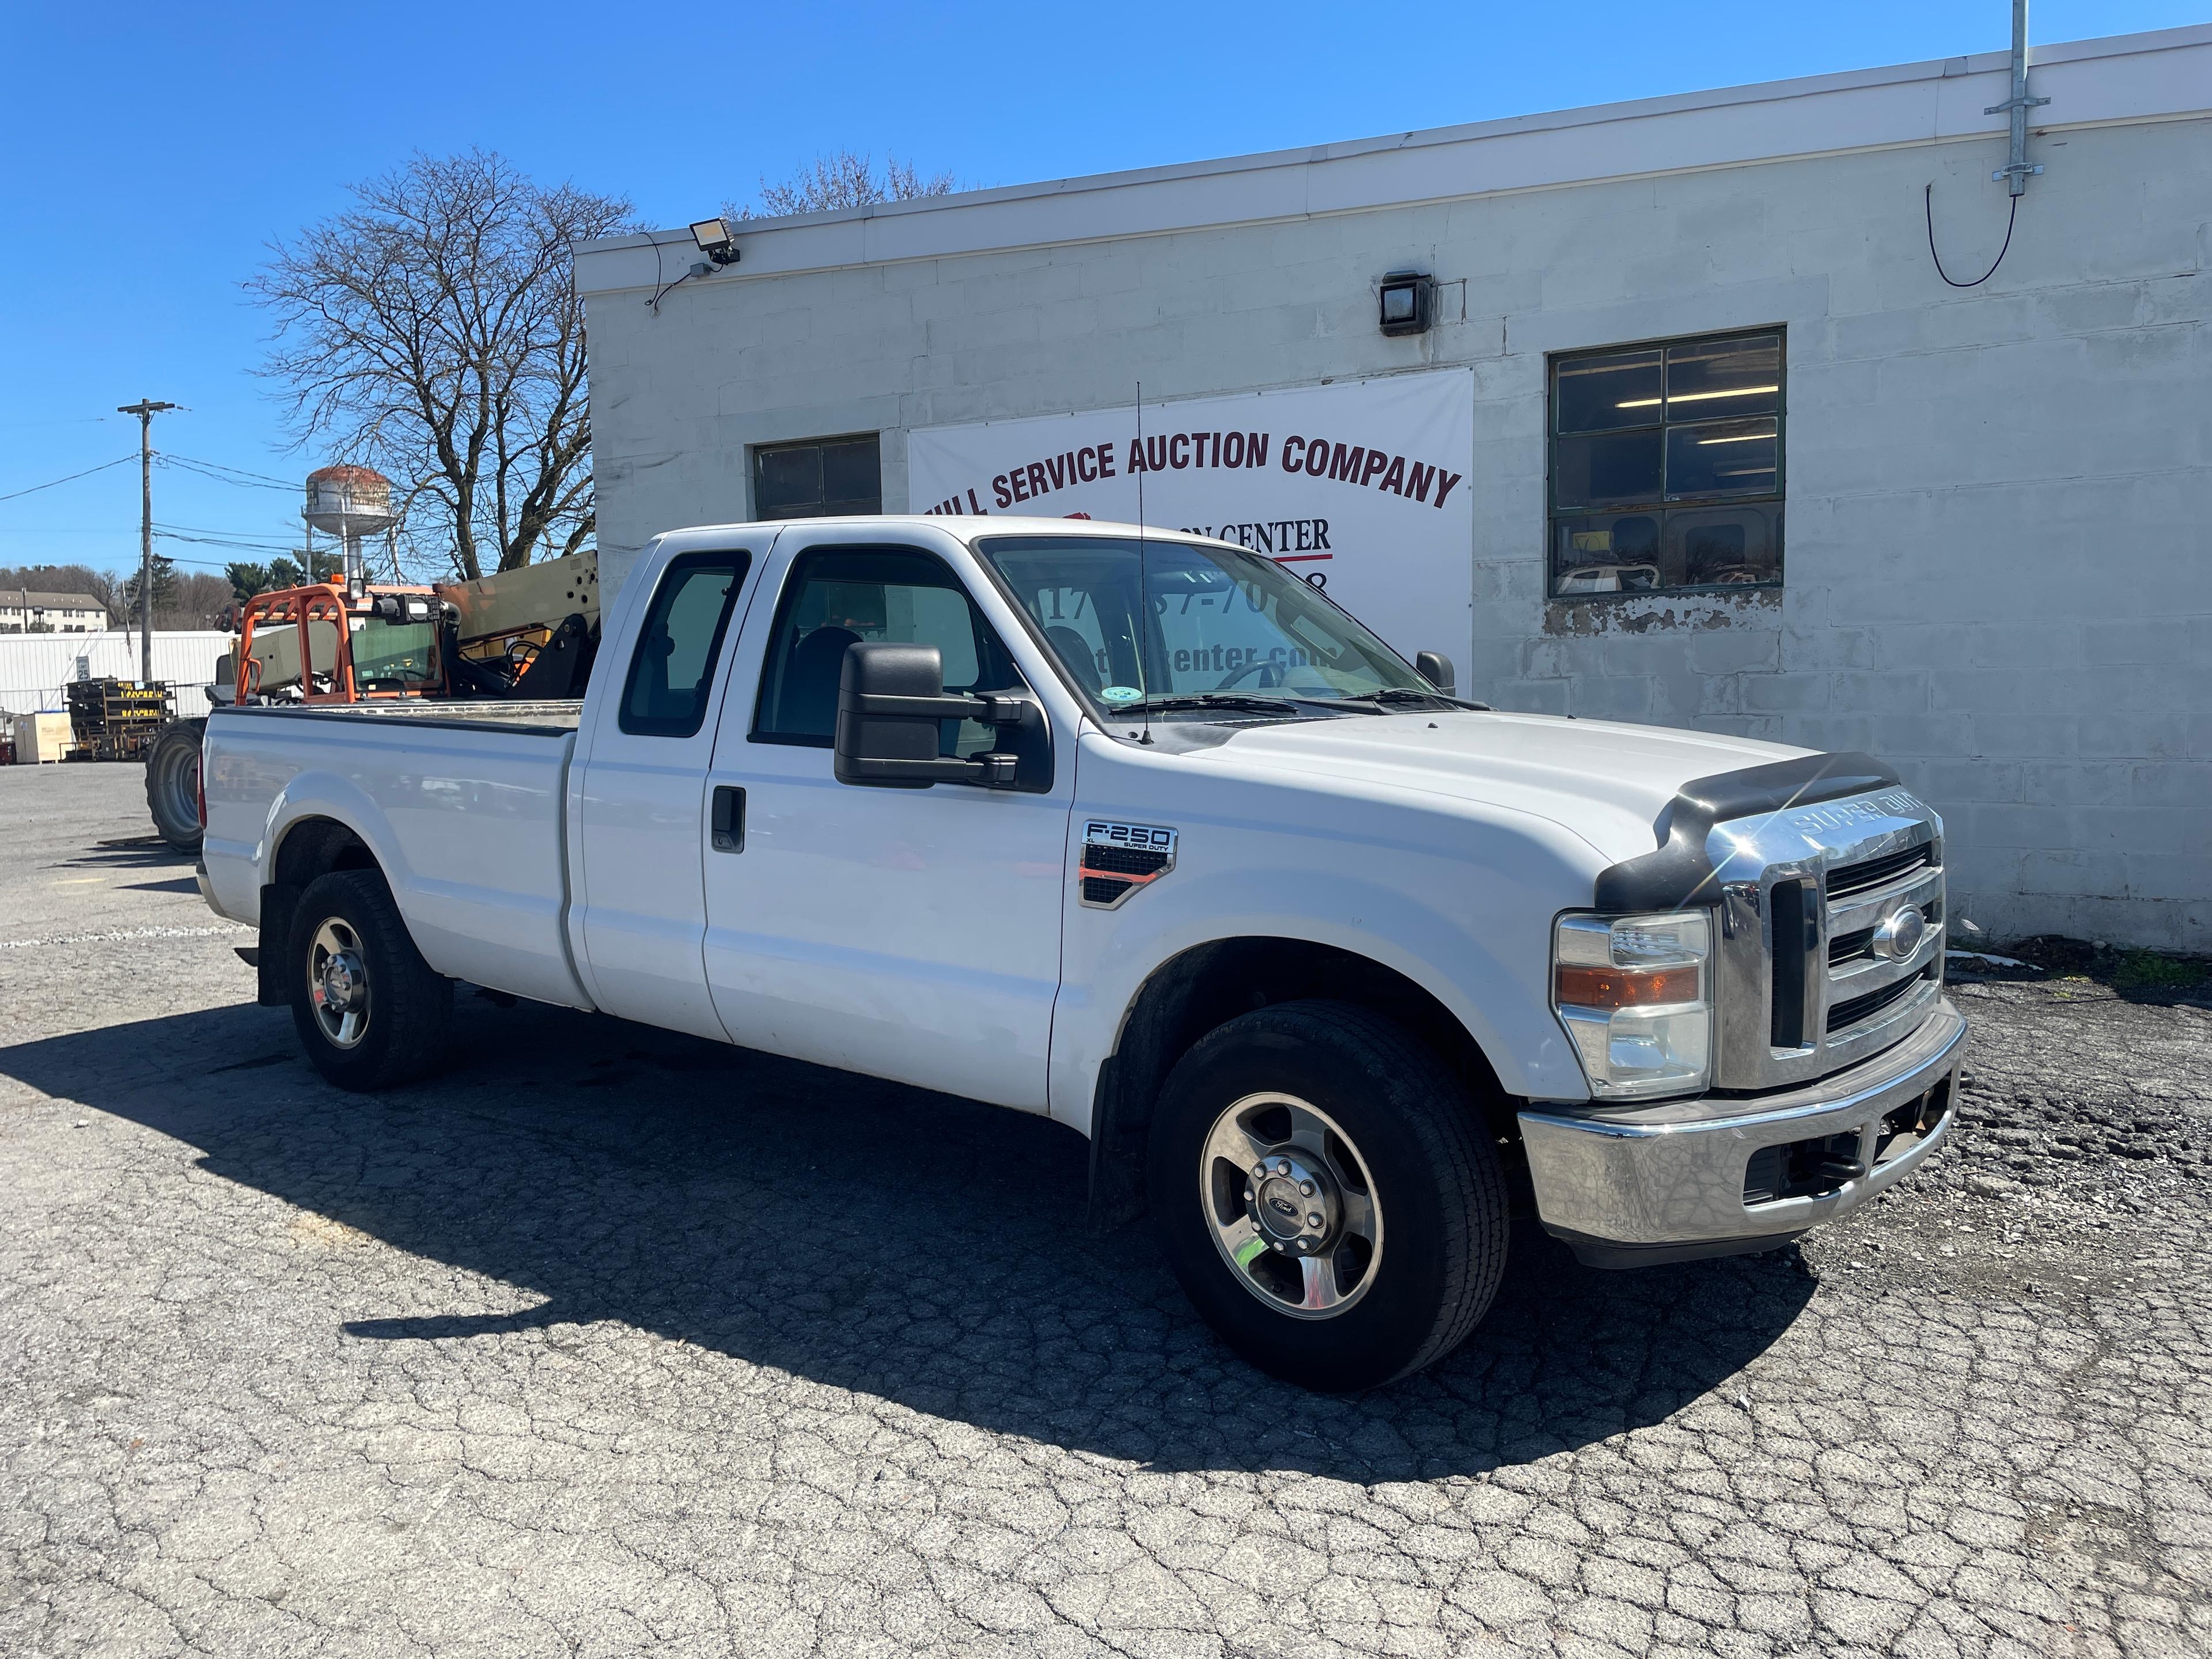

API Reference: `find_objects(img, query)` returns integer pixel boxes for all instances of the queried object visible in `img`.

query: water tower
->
[302,464,399,590]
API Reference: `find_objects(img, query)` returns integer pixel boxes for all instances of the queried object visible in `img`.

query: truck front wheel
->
[1147,1000,1509,1391]
[287,869,453,1090]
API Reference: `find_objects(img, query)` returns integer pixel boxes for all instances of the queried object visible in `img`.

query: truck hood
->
[1210,710,1809,869]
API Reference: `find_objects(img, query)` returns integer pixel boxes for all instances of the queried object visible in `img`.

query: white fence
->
[0,631,230,721]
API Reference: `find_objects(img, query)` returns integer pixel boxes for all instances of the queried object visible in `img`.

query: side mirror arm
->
[841,749,1022,789]
[840,689,1029,726]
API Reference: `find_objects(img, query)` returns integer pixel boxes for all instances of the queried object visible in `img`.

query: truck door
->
[571,539,767,1038]
[699,527,1075,1110]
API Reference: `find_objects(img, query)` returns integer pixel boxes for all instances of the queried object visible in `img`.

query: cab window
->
[752,547,1025,753]
[619,551,751,737]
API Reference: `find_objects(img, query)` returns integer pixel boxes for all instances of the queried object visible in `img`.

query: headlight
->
[1553,910,1713,1100]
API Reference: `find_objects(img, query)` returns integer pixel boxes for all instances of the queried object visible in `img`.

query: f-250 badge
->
[1078,821,1177,910]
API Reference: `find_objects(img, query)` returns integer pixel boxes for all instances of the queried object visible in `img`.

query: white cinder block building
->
[575,25,2211,951]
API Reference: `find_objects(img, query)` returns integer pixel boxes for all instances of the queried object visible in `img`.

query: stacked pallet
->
[64,678,175,761]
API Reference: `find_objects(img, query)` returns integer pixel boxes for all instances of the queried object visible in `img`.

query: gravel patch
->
[2,763,2207,1658]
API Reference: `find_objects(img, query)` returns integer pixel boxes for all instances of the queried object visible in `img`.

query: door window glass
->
[618,551,751,737]
[752,547,1024,752]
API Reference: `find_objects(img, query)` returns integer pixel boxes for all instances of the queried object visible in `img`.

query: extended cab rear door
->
[569,532,771,1038]
[696,523,1079,1111]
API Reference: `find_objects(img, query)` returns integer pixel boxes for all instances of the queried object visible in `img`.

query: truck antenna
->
[1134,382,1153,745]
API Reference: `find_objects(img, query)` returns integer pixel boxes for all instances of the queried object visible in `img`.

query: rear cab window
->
[619,551,752,737]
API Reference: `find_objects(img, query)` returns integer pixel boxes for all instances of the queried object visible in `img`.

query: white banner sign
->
[907,370,1475,661]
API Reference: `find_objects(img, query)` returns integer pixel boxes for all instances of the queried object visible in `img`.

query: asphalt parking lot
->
[3,762,2207,1658]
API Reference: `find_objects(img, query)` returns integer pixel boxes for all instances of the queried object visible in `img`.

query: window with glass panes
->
[752,434,883,520]
[1548,332,1783,597]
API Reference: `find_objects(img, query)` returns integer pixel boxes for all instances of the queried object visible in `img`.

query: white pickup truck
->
[198,517,1963,1389]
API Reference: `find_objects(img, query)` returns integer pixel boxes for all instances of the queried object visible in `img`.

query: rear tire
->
[1147,999,1508,1391]
[145,719,205,853]
[287,869,452,1090]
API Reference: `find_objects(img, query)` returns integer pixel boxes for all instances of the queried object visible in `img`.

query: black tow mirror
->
[1414,651,1456,695]
[834,642,1037,790]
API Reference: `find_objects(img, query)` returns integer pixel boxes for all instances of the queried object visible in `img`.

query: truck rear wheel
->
[145,719,206,853]
[1146,1000,1508,1391]
[287,869,452,1090]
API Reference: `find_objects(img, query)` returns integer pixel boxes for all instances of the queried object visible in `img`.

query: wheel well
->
[256,818,382,1009]
[1086,937,1515,1230]
[272,817,380,890]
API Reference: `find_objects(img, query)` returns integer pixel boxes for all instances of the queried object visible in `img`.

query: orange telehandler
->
[144,552,601,851]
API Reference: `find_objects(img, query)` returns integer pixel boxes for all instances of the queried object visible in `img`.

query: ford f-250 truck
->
[198,517,1963,1390]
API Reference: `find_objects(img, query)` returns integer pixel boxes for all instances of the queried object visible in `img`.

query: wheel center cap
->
[1256,1177,1305,1238]
[321,952,365,1012]
[1245,1150,1337,1252]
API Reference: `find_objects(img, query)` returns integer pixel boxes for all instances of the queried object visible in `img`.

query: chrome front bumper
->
[1518,999,1966,1268]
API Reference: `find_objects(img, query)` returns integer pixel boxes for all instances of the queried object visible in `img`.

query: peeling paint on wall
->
[1544,588,1782,637]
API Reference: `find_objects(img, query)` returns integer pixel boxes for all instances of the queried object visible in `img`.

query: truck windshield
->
[977,535,1430,715]
[349,618,438,687]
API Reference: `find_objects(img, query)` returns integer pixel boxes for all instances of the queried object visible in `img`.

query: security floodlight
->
[690,218,740,267]
[1378,271,1431,337]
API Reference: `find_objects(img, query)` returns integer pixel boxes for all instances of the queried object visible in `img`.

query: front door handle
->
[710,785,745,853]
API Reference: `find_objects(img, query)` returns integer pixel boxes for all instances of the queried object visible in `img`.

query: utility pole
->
[117,398,178,683]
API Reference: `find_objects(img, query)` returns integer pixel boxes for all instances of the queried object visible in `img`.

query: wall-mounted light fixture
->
[1378,271,1431,337]
[690,218,741,267]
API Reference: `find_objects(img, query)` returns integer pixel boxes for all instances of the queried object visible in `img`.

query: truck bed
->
[201,700,590,1010]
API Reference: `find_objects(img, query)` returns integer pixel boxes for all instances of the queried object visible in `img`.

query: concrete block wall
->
[585,117,2211,950]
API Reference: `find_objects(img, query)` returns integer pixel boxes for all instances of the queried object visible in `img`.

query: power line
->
[156,532,305,555]
[0,454,138,505]
[154,520,299,540]
[156,454,300,492]
[165,453,294,487]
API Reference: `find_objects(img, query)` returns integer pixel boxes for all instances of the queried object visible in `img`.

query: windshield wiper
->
[1334,687,1494,711]
[1124,693,1304,716]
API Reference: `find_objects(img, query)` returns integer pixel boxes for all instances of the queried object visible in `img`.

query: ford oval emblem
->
[1871,905,1928,961]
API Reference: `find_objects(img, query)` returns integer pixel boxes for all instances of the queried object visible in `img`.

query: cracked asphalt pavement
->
[3,763,2208,1657]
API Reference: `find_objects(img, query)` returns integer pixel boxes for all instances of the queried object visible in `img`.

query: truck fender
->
[1056,865,1579,1136]
[256,775,422,976]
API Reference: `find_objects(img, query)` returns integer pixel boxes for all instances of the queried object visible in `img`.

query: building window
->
[1548,330,1782,596]
[753,434,882,520]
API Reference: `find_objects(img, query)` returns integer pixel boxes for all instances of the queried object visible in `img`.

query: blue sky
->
[1,1,2198,582]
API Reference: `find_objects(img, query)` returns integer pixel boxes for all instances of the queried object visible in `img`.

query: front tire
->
[287,869,452,1090]
[145,719,205,853]
[1147,1000,1508,1391]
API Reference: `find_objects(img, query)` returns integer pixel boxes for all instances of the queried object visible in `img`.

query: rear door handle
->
[710,785,745,853]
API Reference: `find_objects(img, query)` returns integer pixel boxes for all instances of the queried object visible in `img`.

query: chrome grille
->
[1709,788,1945,1090]
[1827,965,1933,1034]
[1825,843,1933,899]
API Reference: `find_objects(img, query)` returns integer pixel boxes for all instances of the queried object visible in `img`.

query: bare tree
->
[250,152,636,579]
[727,149,955,222]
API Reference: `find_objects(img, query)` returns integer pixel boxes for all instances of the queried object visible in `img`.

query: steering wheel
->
[1213,657,1285,691]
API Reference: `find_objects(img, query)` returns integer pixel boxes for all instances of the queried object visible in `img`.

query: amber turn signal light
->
[1555,963,1702,1009]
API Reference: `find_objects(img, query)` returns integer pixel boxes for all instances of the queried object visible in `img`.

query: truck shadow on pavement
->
[3,995,1815,1483]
